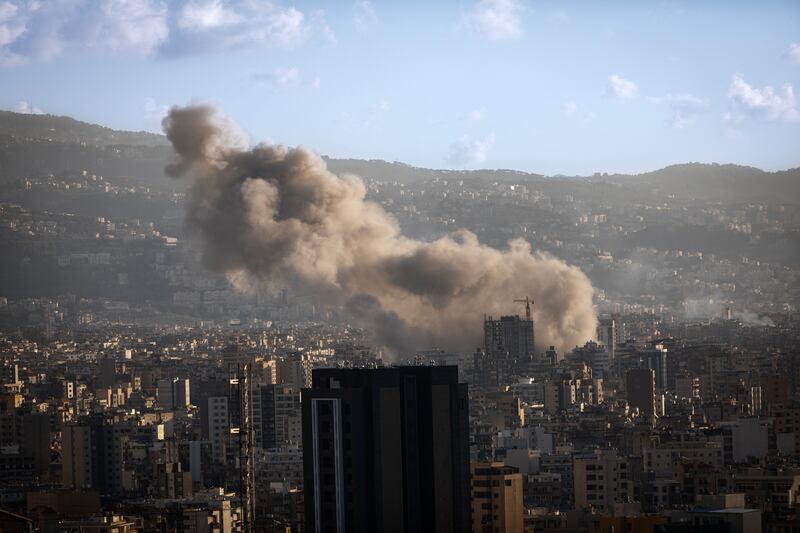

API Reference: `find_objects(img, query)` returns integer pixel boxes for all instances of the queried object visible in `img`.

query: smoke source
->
[163,105,597,358]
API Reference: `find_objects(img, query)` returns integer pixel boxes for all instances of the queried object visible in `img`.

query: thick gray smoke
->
[163,105,597,358]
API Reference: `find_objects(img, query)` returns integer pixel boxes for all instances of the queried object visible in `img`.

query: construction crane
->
[514,297,533,321]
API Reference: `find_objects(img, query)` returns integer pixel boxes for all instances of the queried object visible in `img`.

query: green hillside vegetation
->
[0,111,797,203]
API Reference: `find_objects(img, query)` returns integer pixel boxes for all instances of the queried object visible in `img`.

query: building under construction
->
[475,298,536,386]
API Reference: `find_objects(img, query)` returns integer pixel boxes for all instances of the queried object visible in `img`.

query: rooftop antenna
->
[229,361,254,533]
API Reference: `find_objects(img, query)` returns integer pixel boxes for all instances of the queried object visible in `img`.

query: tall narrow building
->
[597,318,616,361]
[302,366,470,533]
[626,368,656,419]
[483,315,534,383]
[254,384,301,449]
[62,423,93,489]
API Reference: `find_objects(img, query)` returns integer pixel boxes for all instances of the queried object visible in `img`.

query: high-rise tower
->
[483,314,535,383]
[302,366,470,533]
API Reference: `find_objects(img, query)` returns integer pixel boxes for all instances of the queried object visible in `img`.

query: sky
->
[1,0,799,175]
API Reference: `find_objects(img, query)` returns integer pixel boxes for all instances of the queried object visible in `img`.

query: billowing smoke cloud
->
[163,105,597,358]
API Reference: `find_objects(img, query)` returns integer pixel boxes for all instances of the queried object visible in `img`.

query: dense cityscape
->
[1,1,799,532]
[0,112,799,533]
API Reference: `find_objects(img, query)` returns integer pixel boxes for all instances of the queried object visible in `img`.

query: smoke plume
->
[163,105,597,358]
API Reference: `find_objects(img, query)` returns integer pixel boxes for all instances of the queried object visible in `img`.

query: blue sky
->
[1,0,799,175]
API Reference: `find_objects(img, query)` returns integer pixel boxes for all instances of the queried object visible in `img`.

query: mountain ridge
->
[0,111,167,147]
[0,110,798,202]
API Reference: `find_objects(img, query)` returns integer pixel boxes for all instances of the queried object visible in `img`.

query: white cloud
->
[310,9,336,44]
[177,1,243,31]
[253,66,302,90]
[15,100,43,114]
[788,42,800,64]
[607,74,638,100]
[85,0,169,55]
[448,133,495,167]
[183,3,308,50]
[562,100,578,116]
[353,0,376,32]
[465,0,524,41]
[1,0,169,65]
[143,97,168,123]
[0,1,16,21]
[0,2,25,65]
[0,0,326,65]
[650,93,706,128]
[727,74,798,122]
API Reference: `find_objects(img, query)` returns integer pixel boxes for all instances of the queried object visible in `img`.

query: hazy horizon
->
[1,0,799,175]
[3,107,800,178]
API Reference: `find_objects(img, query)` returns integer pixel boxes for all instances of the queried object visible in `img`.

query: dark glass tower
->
[302,366,470,533]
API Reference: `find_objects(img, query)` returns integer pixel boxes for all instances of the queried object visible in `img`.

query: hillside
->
[0,111,173,189]
[0,134,175,189]
[0,110,797,202]
[0,111,167,147]
[325,158,543,184]
[592,163,800,203]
